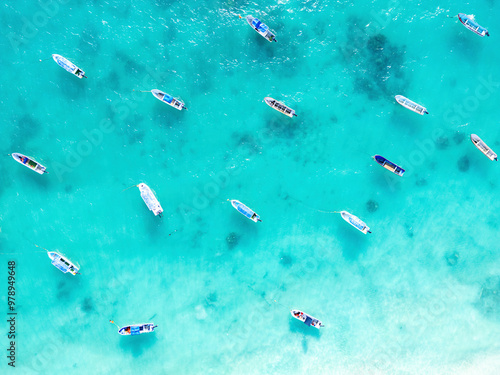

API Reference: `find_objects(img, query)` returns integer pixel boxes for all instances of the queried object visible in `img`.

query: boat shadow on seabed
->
[118,331,158,356]
[289,319,322,338]
[336,228,370,261]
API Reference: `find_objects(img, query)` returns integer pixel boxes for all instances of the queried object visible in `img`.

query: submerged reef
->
[226,232,240,250]
[458,155,470,172]
[340,17,406,100]
[279,253,293,267]
[476,276,500,320]
[366,199,379,212]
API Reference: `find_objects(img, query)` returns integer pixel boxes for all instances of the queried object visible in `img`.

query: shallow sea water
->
[1,0,499,374]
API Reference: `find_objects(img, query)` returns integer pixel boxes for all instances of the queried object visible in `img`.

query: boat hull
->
[151,89,185,110]
[395,95,428,115]
[52,54,85,78]
[290,310,323,329]
[373,155,405,176]
[138,183,163,216]
[458,14,489,37]
[231,200,261,222]
[264,97,296,117]
[471,134,497,161]
[340,211,370,234]
[12,153,47,174]
[47,251,79,275]
[246,15,276,42]
[118,323,157,336]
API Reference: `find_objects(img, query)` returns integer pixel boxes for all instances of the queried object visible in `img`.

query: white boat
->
[52,54,86,78]
[151,89,186,110]
[340,211,371,234]
[47,251,79,275]
[264,97,297,117]
[12,153,47,174]
[471,134,497,161]
[230,200,261,222]
[458,14,489,37]
[138,183,163,217]
[395,95,428,115]
[118,323,157,336]
[246,15,277,42]
[290,310,324,329]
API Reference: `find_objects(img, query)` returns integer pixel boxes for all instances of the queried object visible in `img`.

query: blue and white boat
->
[373,155,405,176]
[47,251,79,275]
[12,153,47,174]
[264,97,297,117]
[118,323,157,336]
[395,95,428,115]
[246,15,277,42]
[52,54,86,78]
[151,89,186,110]
[138,183,163,217]
[231,200,261,222]
[340,211,371,234]
[471,134,497,161]
[291,310,324,329]
[458,14,489,37]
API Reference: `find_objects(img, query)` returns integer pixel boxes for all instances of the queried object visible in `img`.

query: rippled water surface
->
[1,0,499,373]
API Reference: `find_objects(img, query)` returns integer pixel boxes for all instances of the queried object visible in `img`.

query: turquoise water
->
[1,0,500,373]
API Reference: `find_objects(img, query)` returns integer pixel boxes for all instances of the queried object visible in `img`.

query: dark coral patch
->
[82,297,93,313]
[453,132,465,145]
[226,232,240,250]
[435,137,449,150]
[280,253,293,267]
[446,252,459,266]
[458,155,469,172]
[366,200,379,212]
[415,178,427,186]
[205,292,217,306]
[342,19,406,101]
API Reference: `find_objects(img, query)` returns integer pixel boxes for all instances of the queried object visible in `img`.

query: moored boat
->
[12,153,47,174]
[52,54,86,78]
[470,134,497,161]
[151,89,186,110]
[245,15,277,42]
[290,310,324,329]
[47,251,79,275]
[395,95,428,115]
[138,183,163,217]
[118,323,157,336]
[340,211,371,234]
[458,14,489,37]
[264,97,297,117]
[373,155,405,176]
[231,200,261,222]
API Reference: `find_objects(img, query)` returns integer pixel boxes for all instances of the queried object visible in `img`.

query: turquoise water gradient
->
[1,0,500,373]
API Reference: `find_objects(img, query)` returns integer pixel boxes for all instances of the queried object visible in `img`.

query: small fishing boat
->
[373,155,405,176]
[470,134,497,161]
[151,89,186,110]
[246,15,277,42]
[231,200,261,222]
[52,54,86,78]
[138,183,163,217]
[290,310,324,329]
[47,251,79,275]
[12,153,47,174]
[395,95,428,115]
[340,211,371,234]
[118,323,158,336]
[264,97,297,117]
[458,14,489,37]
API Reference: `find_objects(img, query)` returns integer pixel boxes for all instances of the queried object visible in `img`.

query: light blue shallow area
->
[1,0,499,373]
